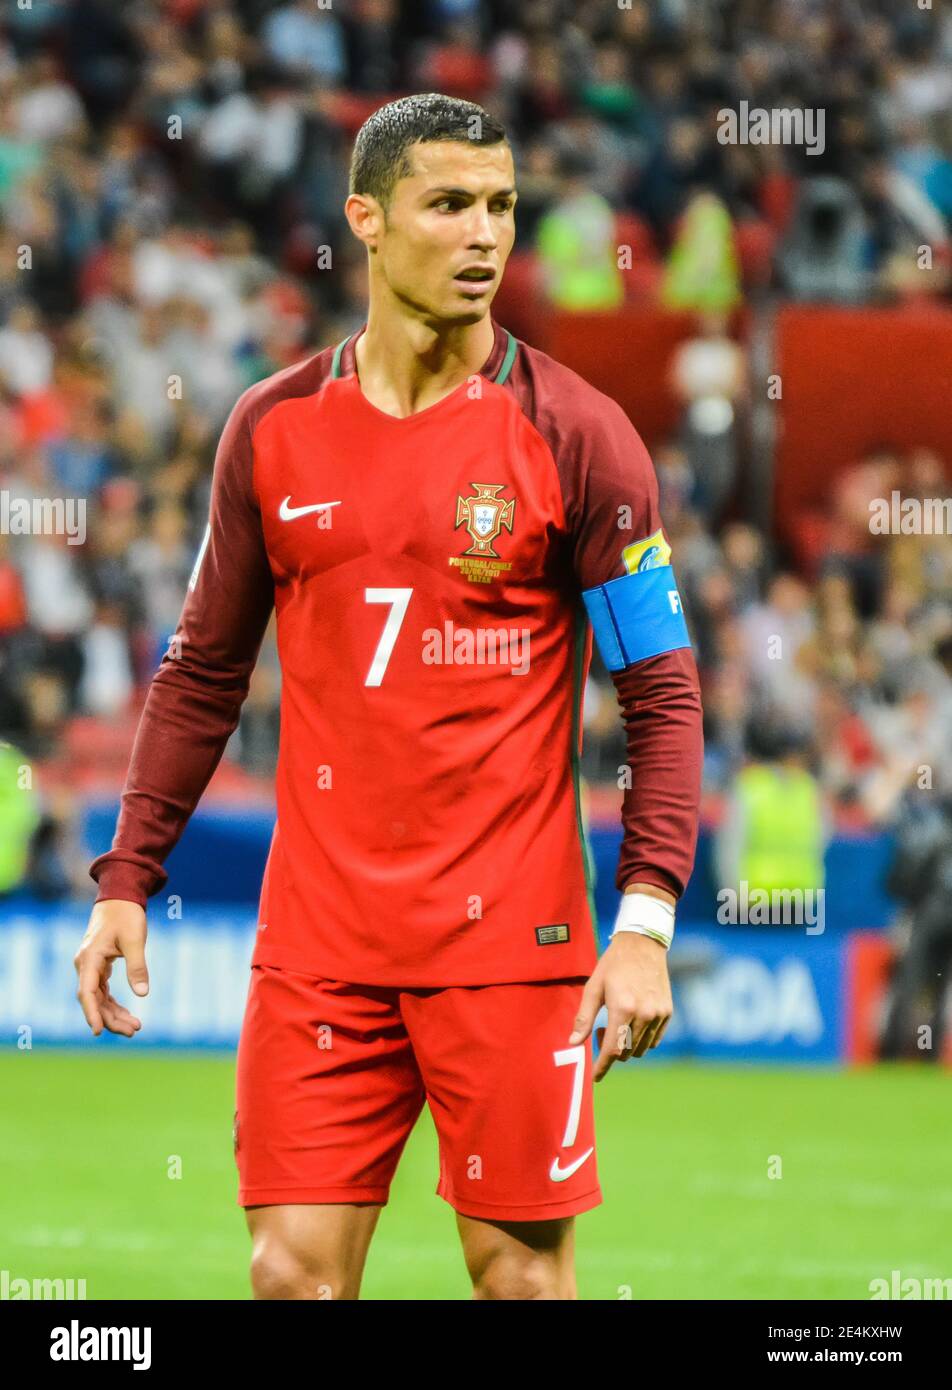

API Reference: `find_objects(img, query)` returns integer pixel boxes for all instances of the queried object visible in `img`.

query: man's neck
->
[353,310,496,419]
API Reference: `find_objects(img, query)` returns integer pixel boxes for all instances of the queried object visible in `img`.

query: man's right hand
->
[74,900,149,1038]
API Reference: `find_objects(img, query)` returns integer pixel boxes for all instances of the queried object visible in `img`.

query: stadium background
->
[1,0,950,1299]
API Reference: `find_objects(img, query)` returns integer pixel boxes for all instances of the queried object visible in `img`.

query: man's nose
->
[466,205,497,248]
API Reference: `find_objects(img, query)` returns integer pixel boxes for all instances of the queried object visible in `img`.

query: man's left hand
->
[568,932,673,1081]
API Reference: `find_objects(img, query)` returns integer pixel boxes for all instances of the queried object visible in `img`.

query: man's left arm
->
[558,393,703,1076]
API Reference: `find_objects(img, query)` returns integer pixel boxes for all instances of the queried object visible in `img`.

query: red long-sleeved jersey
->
[89,319,702,986]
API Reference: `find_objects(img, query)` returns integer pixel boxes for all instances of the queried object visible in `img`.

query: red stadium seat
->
[789,509,832,578]
[734,220,776,289]
[328,92,408,137]
[758,171,798,233]
[614,212,657,262]
[614,212,662,302]
[423,46,492,101]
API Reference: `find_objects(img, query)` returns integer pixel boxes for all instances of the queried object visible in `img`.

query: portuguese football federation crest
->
[454,483,515,558]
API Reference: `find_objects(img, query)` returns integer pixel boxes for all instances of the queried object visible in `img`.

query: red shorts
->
[234,963,602,1223]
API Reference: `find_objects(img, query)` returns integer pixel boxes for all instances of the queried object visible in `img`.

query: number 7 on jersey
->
[364,587,413,687]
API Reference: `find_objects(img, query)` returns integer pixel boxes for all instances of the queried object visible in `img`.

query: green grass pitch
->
[2,1052,947,1300]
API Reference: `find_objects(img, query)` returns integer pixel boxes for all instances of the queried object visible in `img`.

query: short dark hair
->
[349,92,508,213]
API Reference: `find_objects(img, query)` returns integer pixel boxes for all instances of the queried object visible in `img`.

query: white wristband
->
[610,892,675,948]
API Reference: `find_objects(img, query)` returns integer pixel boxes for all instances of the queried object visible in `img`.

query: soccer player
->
[76,93,702,1300]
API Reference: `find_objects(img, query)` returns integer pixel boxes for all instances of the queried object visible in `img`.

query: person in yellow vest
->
[535,149,625,311]
[716,721,827,900]
[661,190,741,315]
[0,739,41,895]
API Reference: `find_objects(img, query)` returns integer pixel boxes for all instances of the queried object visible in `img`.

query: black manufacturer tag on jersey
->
[535,923,570,945]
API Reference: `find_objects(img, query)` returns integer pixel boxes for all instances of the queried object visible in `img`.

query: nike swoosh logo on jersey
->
[549,1147,594,1182]
[279,497,342,521]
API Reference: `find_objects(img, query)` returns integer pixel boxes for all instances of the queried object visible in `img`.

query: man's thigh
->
[235,963,426,1208]
[399,977,602,1224]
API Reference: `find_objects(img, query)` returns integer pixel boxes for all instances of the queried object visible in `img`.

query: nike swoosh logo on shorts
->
[549,1146,594,1182]
[279,496,341,520]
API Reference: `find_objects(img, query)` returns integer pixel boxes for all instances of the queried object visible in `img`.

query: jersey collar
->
[331,318,518,387]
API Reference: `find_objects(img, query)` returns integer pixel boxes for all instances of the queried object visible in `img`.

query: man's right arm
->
[89,389,276,906]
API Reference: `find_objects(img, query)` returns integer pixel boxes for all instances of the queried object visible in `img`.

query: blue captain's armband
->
[582,566,691,671]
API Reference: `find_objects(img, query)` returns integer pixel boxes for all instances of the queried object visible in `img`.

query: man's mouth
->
[453,266,496,290]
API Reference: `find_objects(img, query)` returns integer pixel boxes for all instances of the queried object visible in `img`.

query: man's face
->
[374,139,517,324]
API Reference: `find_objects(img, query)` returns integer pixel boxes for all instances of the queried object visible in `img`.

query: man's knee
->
[249,1235,342,1300]
[472,1250,575,1301]
[246,1202,380,1300]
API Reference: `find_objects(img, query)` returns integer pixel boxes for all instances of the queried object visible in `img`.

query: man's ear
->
[345,193,384,250]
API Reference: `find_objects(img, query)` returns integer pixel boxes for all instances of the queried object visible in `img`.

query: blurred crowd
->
[583,443,952,818]
[0,0,951,902]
